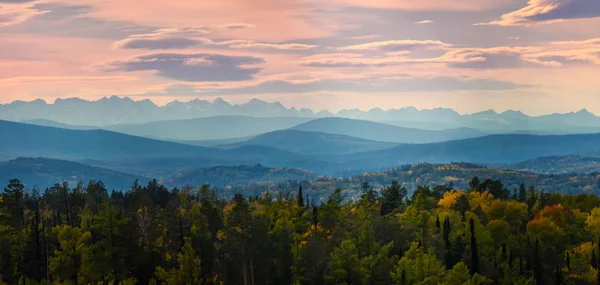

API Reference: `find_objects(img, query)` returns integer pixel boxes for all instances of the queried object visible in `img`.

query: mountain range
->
[3,97,600,133]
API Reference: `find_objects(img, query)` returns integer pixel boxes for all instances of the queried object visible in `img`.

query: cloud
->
[550,38,600,45]
[112,27,317,50]
[303,44,600,69]
[337,40,451,51]
[184,76,529,96]
[214,40,317,50]
[481,0,600,26]
[99,53,264,82]
[415,20,434,24]
[332,0,511,11]
[0,0,47,27]
[213,23,255,30]
[0,76,137,84]
[115,36,207,49]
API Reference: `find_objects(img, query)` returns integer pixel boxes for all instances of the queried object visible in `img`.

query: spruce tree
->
[518,183,527,202]
[297,185,304,208]
[469,218,479,275]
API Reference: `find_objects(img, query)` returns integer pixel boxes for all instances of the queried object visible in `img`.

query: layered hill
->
[219,130,397,155]
[0,157,146,190]
[290,117,486,143]
[106,116,313,141]
[340,133,600,170]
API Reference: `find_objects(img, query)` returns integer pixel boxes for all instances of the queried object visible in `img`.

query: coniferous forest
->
[3,177,600,285]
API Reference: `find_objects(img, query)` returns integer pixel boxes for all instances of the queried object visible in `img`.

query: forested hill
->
[205,162,600,200]
[2,174,600,284]
[0,157,147,190]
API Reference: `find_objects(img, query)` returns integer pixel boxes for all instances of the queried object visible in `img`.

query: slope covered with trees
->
[2,175,600,284]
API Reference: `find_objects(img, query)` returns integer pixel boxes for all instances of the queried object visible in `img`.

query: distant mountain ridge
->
[3,96,600,131]
[1,96,332,126]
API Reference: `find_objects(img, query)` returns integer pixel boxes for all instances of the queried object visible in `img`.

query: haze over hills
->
[290,117,486,143]
[0,157,147,190]
[4,97,600,134]
[106,116,314,141]
[0,119,216,161]
[5,119,600,180]
[0,120,341,176]
[338,133,600,170]
[218,130,398,155]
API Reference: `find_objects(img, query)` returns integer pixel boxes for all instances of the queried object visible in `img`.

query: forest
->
[3,177,600,285]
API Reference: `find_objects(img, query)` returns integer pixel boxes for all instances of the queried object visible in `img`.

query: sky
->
[1,0,600,115]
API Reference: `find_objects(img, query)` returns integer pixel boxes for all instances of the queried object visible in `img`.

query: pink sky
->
[1,0,599,115]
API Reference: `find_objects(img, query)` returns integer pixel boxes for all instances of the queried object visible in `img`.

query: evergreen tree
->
[469,176,480,191]
[470,218,479,275]
[297,185,304,208]
[380,180,406,216]
[518,183,527,202]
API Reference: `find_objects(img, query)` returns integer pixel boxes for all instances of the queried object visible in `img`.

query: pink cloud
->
[481,0,600,26]
[331,0,511,10]
[112,26,317,51]
[0,1,47,27]
[338,40,452,51]
[50,0,331,41]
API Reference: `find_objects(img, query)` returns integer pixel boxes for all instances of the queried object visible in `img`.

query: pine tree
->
[380,180,406,216]
[469,218,479,275]
[518,183,527,202]
[296,186,304,208]
[469,176,480,191]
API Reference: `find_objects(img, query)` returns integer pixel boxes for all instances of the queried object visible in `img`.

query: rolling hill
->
[0,120,342,176]
[339,133,600,170]
[219,130,397,155]
[509,155,600,174]
[0,157,146,190]
[290,117,486,143]
[0,119,218,160]
[105,116,314,140]
[164,164,319,187]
